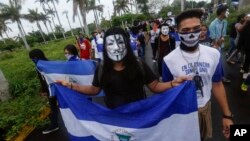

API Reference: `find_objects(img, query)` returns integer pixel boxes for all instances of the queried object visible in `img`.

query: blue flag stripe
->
[37,60,96,75]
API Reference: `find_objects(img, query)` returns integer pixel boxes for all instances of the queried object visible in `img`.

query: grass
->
[0,37,76,139]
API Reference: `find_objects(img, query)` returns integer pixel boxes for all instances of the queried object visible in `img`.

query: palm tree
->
[25,9,47,43]
[47,0,66,39]
[68,0,90,35]
[114,0,130,16]
[0,0,30,50]
[88,0,104,29]
[77,9,84,33]
[40,12,53,38]
[0,19,11,39]
[62,10,74,37]
[46,8,58,40]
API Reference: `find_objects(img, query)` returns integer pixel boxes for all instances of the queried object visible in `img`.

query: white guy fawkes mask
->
[178,30,201,47]
[161,26,169,35]
[106,34,127,61]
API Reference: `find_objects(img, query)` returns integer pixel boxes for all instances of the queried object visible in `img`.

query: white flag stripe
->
[41,73,94,85]
[60,108,200,141]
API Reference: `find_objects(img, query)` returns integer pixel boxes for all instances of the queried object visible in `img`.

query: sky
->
[0,0,211,38]
[0,0,115,38]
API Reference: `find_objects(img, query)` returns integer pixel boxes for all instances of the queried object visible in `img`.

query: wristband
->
[223,114,234,120]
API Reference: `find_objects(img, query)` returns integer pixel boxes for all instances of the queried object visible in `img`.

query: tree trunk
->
[48,20,57,40]
[93,9,99,29]
[37,22,46,43]
[19,20,27,36]
[52,0,66,39]
[4,31,9,39]
[66,14,74,37]
[43,21,50,35]
[80,9,89,35]
[17,21,30,50]
[77,10,85,33]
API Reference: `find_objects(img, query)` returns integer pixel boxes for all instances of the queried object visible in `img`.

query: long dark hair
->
[29,49,48,60]
[64,44,79,56]
[102,27,143,84]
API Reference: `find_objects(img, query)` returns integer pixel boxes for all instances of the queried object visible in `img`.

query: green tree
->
[35,0,57,40]
[62,10,74,37]
[88,0,104,29]
[0,19,11,39]
[68,0,90,35]
[45,9,58,40]
[114,0,130,16]
[47,0,66,39]
[0,0,30,50]
[136,0,149,15]
[24,9,47,43]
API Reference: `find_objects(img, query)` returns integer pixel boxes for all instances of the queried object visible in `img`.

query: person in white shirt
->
[162,9,233,141]
[148,20,160,61]
[91,31,104,60]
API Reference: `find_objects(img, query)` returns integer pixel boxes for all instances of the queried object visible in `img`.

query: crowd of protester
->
[28,4,250,141]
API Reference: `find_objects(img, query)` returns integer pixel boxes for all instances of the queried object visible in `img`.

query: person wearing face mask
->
[29,49,59,134]
[155,23,175,76]
[76,33,92,60]
[162,9,233,141]
[57,27,189,109]
[64,44,80,61]
[209,5,231,83]
[199,24,213,47]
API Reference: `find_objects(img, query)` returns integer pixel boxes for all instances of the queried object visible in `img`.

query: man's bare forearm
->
[212,82,232,116]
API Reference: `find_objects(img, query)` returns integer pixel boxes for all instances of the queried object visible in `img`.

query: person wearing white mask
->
[162,9,233,141]
[57,27,190,109]
[64,44,80,61]
[155,23,175,76]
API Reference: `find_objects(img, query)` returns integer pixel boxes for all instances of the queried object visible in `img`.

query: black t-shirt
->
[92,61,157,109]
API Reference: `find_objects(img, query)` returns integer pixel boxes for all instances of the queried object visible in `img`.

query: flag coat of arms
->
[51,80,200,141]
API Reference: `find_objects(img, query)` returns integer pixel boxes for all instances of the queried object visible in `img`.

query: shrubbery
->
[0,38,75,139]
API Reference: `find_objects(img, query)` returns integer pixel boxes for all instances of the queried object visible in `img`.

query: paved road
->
[25,44,250,141]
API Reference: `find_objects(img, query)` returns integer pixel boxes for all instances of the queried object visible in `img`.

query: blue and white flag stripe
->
[36,60,104,96]
[52,81,200,141]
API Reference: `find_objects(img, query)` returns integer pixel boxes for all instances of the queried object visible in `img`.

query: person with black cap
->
[162,9,233,141]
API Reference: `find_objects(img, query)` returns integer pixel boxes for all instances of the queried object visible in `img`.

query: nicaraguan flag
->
[36,60,104,97]
[52,81,200,141]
